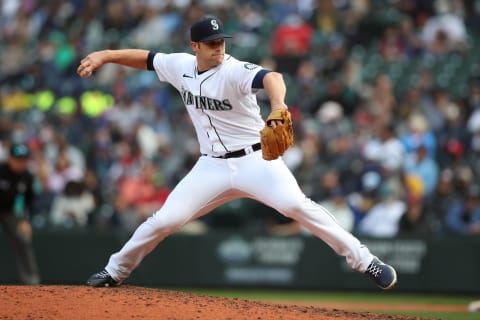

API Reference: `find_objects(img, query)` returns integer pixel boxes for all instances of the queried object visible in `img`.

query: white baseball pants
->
[105,151,374,282]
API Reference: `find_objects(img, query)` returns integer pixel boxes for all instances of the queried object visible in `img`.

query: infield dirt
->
[0,285,436,320]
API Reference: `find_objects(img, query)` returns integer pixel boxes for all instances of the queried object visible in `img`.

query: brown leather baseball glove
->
[260,109,294,160]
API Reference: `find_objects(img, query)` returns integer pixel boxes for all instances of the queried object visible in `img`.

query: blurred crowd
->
[1,0,480,237]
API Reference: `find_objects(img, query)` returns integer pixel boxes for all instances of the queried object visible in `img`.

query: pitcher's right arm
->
[77,49,150,78]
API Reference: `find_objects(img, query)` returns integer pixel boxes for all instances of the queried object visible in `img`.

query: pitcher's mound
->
[0,285,425,320]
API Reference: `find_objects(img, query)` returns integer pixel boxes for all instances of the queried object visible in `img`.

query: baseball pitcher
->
[77,15,397,290]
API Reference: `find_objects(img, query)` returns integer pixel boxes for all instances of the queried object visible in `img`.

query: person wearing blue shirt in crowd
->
[445,184,480,235]
[403,144,439,197]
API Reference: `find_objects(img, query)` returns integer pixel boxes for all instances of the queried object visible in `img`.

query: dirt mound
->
[0,285,430,320]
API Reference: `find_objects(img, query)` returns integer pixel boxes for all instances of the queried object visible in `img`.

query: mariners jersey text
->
[181,89,232,111]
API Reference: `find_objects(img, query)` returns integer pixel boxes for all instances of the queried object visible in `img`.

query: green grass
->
[173,288,479,320]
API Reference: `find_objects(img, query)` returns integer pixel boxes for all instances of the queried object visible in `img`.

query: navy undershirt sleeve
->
[147,51,156,71]
[252,69,271,89]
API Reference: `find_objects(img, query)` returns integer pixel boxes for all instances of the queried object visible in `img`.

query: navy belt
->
[204,143,261,159]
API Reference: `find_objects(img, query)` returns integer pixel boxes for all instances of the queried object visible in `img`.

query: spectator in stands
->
[82,168,104,227]
[233,2,264,49]
[308,0,341,37]
[398,173,429,234]
[313,169,343,202]
[270,13,314,75]
[465,77,480,112]
[400,113,437,158]
[445,184,480,235]
[403,143,439,197]
[441,138,471,178]
[396,86,423,124]
[287,129,325,198]
[420,0,469,56]
[421,87,452,133]
[363,123,406,174]
[49,181,95,228]
[365,73,396,129]
[113,161,170,231]
[319,35,349,79]
[397,15,424,58]
[46,135,86,172]
[342,57,363,95]
[319,188,355,232]
[347,169,384,228]
[105,140,143,189]
[38,124,85,172]
[48,150,84,194]
[294,59,319,113]
[379,24,408,62]
[104,94,145,138]
[356,180,407,238]
[467,81,480,172]
[128,4,182,48]
[29,139,55,228]
[424,168,459,234]
[325,132,360,194]
[310,77,360,117]
[314,100,351,142]
[436,102,470,163]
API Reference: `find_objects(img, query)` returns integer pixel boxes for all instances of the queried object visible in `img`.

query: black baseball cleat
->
[365,257,397,290]
[86,269,120,287]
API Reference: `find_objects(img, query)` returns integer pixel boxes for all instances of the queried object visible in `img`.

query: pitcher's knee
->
[147,211,186,233]
[277,198,306,218]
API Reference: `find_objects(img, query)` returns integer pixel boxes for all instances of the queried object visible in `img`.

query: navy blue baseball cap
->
[10,143,30,158]
[190,16,232,42]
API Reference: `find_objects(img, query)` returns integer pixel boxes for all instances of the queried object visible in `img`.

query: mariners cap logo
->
[190,15,232,42]
[211,19,219,30]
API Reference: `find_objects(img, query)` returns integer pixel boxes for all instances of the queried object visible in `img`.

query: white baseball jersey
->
[104,51,375,284]
[151,53,264,156]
